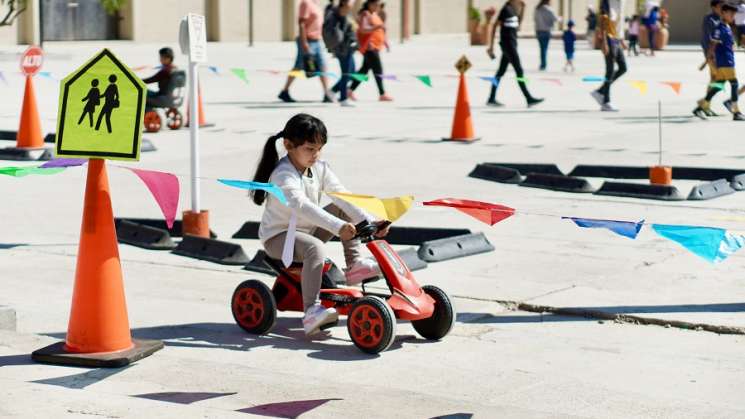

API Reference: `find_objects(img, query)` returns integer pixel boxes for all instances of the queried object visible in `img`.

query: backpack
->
[322,10,343,53]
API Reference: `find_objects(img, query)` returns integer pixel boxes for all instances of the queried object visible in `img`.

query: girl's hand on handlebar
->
[339,223,357,241]
[374,220,391,238]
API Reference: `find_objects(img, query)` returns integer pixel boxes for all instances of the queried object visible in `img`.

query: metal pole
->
[189,61,201,213]
[248,0,254,47]
[658,100,662,166]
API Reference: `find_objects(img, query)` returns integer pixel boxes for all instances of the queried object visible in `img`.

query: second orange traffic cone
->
[186,83,213,128]
[16,75,44,149]
[443,73,480,142]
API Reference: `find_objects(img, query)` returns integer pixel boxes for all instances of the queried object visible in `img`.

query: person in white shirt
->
[251,113,390,335]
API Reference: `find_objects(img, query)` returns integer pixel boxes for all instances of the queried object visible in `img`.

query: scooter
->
[231,221,455,354]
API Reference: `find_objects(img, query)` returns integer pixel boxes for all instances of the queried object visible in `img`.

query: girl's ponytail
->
[251,131,283,205]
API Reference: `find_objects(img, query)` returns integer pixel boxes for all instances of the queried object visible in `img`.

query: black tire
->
[231,280,277,334]
[347,296,396,354]
[412,285,455,340]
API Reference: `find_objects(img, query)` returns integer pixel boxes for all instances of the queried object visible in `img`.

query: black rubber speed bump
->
[687,179,736,201]
[731,174,745,191]
[44,133,56,143]
[0,130,17,140]
[418,232,494,263]
[468,163,522,184]
[115,220,175,250]
[674,167,745,182]
[0,147,52,161]
[32,339,163,368]
[232,221,471,247]
[519,173,595,193]
[484,163,564,176]
[595,181,685,201]
[568,165,648,179]
[115,218,217,238]
[397,247,428,271]
[173,235,250,265]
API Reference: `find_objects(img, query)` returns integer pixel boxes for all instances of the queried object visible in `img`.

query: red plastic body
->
[270,239,435,321]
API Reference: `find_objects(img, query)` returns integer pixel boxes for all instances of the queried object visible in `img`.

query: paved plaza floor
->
[1,36,744,418]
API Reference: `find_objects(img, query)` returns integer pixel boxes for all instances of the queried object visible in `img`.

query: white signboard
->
[186,13,207,63]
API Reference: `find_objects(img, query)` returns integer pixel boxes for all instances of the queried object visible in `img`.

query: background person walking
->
[590,0,627,112]
[349,0,393,101]
[324,0,358,106]
[486,0,543,107]
[534,0,559,71]
[279,0,334,103]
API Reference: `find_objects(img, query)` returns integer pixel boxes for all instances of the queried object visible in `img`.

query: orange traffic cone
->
[186,83,213,128]
[32,159,163,367]
[443,73,480,142]
[16,75,43,149]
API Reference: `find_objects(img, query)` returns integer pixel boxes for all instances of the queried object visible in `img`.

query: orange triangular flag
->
[661,81,681,95]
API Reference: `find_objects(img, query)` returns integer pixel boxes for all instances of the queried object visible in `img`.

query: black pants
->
[628,35,639,55]
[597,40,627,103]
[489,41,533,102]
[350,49,385,95]
[705,78,738,104]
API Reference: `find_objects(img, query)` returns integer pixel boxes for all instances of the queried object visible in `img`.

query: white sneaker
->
[601,103,619,112]
[344,258,382,285]
[339,99,355,107]
[302,304,338,335]
[590,90,604,106]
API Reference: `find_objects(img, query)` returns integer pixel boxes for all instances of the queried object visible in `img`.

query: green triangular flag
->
[0,166,65,177]
[230,68,249,85]
[415,75,432,87]
[349,73,369,82]
[516,77,529,84]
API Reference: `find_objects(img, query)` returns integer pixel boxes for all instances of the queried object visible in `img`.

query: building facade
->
[0,0,696,46]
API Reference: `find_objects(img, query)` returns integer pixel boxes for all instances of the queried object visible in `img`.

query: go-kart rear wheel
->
[166,108,183,130]
[231,280,277,334]
[347,296,396,354]
[144,111,162,133]
[411,285,455,340]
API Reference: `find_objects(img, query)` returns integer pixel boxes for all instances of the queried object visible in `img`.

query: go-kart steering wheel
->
[353,221,378,240]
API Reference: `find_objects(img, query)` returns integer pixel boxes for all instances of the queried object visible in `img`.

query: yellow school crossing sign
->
[56,49,146,161]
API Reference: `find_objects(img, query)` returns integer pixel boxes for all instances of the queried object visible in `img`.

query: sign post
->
[33,49,163,367]
[179,13,210,237]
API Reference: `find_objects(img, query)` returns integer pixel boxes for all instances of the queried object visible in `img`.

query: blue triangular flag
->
[651,224,744,263]
[218,179,288,205]
[564,217,644,239]
[479,76,499,87]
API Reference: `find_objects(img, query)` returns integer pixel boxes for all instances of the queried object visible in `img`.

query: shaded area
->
[0,354,34,367]
[0,243,27,250]
[31,366,131,389]
[457,313,588,324]
[133,391,237,405]
[237,398,341,418]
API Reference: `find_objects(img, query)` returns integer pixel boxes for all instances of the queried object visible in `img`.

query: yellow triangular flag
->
[328,192,414,222]
[629,80,648,95]
[289,70,307,79]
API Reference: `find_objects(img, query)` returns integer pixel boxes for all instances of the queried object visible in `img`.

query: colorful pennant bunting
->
[39,158,87,168]
[327,192,413,222]
[651,224,745,263]
[414,75,432,87]
[349,73,369,82]
[217,179,288,205]
[0,166,65,177]
[230,68,249,85]
[564,217,644,239]
[423,198,514,226]
[127,168,180,229]
[629,80,648,95]
[660,81,681,94]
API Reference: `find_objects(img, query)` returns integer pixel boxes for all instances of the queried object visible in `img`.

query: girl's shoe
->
[303,304,338,335]
[345,258,382,285]
[379,94,394,102]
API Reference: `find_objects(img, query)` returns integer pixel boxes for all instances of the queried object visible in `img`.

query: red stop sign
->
[20,46,44,76]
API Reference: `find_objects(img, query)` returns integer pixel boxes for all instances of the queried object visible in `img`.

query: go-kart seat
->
[146,70,186,109]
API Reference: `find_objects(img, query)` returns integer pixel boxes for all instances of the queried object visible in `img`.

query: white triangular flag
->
[281,211,298,268]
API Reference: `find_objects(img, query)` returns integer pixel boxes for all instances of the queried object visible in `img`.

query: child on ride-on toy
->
[252,113,391,335]
[143,47,175,108]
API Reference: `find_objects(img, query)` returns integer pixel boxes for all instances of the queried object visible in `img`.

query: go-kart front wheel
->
[166,108,183,130]
[411,285,455,340]
[347,296,396,354]
[231,279,277,334]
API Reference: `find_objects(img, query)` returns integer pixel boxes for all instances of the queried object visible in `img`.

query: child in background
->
[628,15,640,56]
[252,113,391,335]
[562,20,576,72]
[694,2,745,121]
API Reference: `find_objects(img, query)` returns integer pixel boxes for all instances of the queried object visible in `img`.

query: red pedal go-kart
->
[231,221,456,354]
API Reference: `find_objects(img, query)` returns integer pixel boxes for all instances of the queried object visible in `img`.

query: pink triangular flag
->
[661,81,681,95]
[127,168,180,229]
